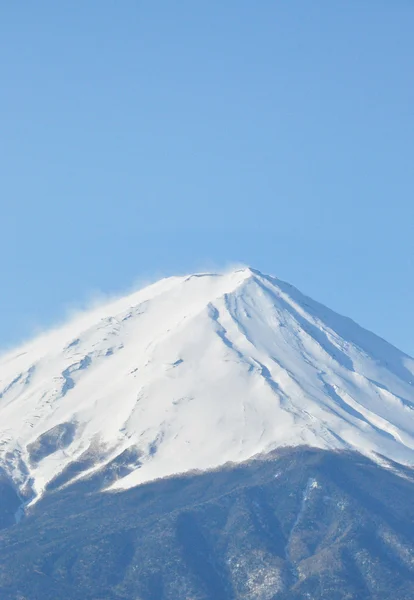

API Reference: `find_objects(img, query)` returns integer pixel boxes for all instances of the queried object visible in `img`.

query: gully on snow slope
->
[0,267,413,505]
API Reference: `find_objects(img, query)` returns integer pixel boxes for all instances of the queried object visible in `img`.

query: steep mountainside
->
[0,268,413,509]
[1,449,414,600]
[1,268,414,599]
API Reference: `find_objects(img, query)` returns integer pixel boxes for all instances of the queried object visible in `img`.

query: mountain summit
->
[1,267,414,504]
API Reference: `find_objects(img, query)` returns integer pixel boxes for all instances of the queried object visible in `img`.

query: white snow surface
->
[1,267,414,502]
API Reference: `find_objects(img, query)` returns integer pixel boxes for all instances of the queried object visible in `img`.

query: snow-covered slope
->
[1,267,414,503]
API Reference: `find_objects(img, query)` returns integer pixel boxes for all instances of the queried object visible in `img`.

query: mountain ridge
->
[1,267,413,510]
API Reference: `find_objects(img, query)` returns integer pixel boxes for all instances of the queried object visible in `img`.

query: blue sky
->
[1,1,413,354]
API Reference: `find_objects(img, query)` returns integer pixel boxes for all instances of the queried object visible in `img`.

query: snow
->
[0,266,413,503]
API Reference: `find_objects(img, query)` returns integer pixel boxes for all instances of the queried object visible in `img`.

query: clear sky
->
[1,1,413,355]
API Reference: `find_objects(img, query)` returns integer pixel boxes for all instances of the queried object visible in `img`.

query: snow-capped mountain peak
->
[1,267,413,503]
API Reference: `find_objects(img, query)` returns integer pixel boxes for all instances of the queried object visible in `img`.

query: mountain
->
[1,267,414,599]
[1,267,413,504]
